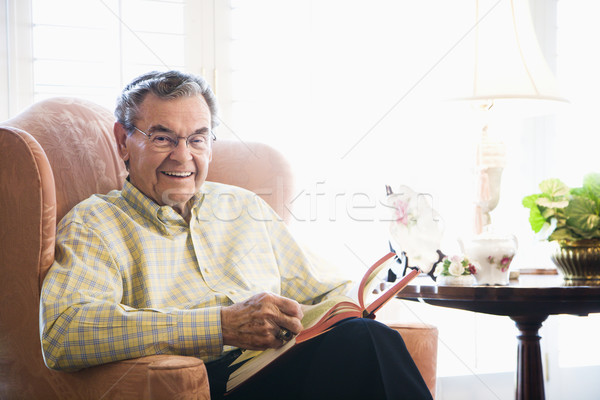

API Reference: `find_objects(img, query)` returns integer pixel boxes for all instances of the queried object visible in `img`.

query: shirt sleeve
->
[40,220,223,371]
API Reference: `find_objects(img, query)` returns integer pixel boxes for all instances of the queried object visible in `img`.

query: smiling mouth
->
[162,171,193,178]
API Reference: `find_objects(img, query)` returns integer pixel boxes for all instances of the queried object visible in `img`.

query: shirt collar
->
[121,180,205,230]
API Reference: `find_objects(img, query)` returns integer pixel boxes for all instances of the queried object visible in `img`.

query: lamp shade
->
[454,0,567,112]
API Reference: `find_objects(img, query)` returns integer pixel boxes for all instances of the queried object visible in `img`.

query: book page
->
[300,296,352,329]
[364,267,420,317]
[357,252,397,309]
[361,256,396,301]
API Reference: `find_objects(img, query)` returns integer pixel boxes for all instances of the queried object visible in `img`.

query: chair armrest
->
[387,323,438,399]
[61,355,210,400]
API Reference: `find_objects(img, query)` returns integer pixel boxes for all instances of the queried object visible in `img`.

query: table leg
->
[510,315,548,400]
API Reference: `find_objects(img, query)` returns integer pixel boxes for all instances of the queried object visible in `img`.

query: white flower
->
[448,260,465,277]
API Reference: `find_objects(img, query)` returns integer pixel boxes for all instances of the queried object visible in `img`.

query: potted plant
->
[522,172,600,282]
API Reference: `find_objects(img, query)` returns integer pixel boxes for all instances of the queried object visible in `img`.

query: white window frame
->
[184,0,233,132]
[0,0,231,123]
[1,0,34,120]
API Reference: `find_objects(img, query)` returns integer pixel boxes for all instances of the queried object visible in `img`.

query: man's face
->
[115,93,213,217]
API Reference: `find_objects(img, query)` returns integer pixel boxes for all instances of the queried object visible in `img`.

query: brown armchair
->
[0,97,437,399]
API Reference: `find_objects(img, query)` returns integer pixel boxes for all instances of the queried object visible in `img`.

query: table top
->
[395,274,600,317]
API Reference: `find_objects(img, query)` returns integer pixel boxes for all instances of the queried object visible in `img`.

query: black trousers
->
[206,318,433,400]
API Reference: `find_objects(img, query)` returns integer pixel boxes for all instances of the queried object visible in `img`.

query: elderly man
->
[40,71,432,399]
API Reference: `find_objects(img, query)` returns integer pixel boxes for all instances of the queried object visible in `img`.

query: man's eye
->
[189,135,207,145]
[152,135,175,145]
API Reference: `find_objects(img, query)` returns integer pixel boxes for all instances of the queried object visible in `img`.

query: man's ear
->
[114,122,130,162]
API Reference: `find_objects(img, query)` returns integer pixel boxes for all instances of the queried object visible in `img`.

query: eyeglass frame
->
[131,125,216,152]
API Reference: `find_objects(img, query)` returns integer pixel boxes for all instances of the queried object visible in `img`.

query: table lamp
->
[454,0,567,234]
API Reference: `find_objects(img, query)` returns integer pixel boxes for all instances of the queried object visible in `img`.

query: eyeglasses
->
[132,125,216,153]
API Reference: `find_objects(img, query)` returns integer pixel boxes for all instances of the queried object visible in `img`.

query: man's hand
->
[221,292,304,350]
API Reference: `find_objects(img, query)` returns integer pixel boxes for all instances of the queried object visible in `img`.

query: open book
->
[226,252,420,392]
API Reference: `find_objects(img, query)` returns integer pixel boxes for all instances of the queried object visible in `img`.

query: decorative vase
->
[459,231,518,285]
[551,240,600,283]
[436,274,476,286]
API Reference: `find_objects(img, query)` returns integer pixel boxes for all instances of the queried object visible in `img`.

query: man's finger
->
[269,294,303,319]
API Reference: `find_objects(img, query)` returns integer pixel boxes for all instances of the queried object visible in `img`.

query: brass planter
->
[551,240,600,283]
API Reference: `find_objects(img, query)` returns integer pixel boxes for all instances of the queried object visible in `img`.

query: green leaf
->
[564,224,600,240]
[539,179,569,197]
[540,206,557,220]
[579,173,600,209]
[537,197,569,208]
[528,207,546,233]
[522,194,541,209]
[570,187,588,197]
[583,173,600,198]
[565,197,600,232]
[548,227,577,242]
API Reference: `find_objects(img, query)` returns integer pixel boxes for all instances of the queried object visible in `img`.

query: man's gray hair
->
[115,70,219,133]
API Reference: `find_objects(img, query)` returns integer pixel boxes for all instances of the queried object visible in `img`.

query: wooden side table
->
[395,274,600,400]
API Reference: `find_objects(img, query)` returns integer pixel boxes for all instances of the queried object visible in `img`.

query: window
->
[555,0,600,183]
[552,0,600,386]
[229,0,480,267]
[31,0,186,108]
[228,0,517,384]
[1,0,221,118]
[228,1,600,396]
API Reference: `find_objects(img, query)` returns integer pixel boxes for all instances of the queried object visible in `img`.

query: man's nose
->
[169,138,193,161]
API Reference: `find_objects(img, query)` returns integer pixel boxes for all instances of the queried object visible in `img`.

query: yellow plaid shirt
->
[40,180,349,371]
